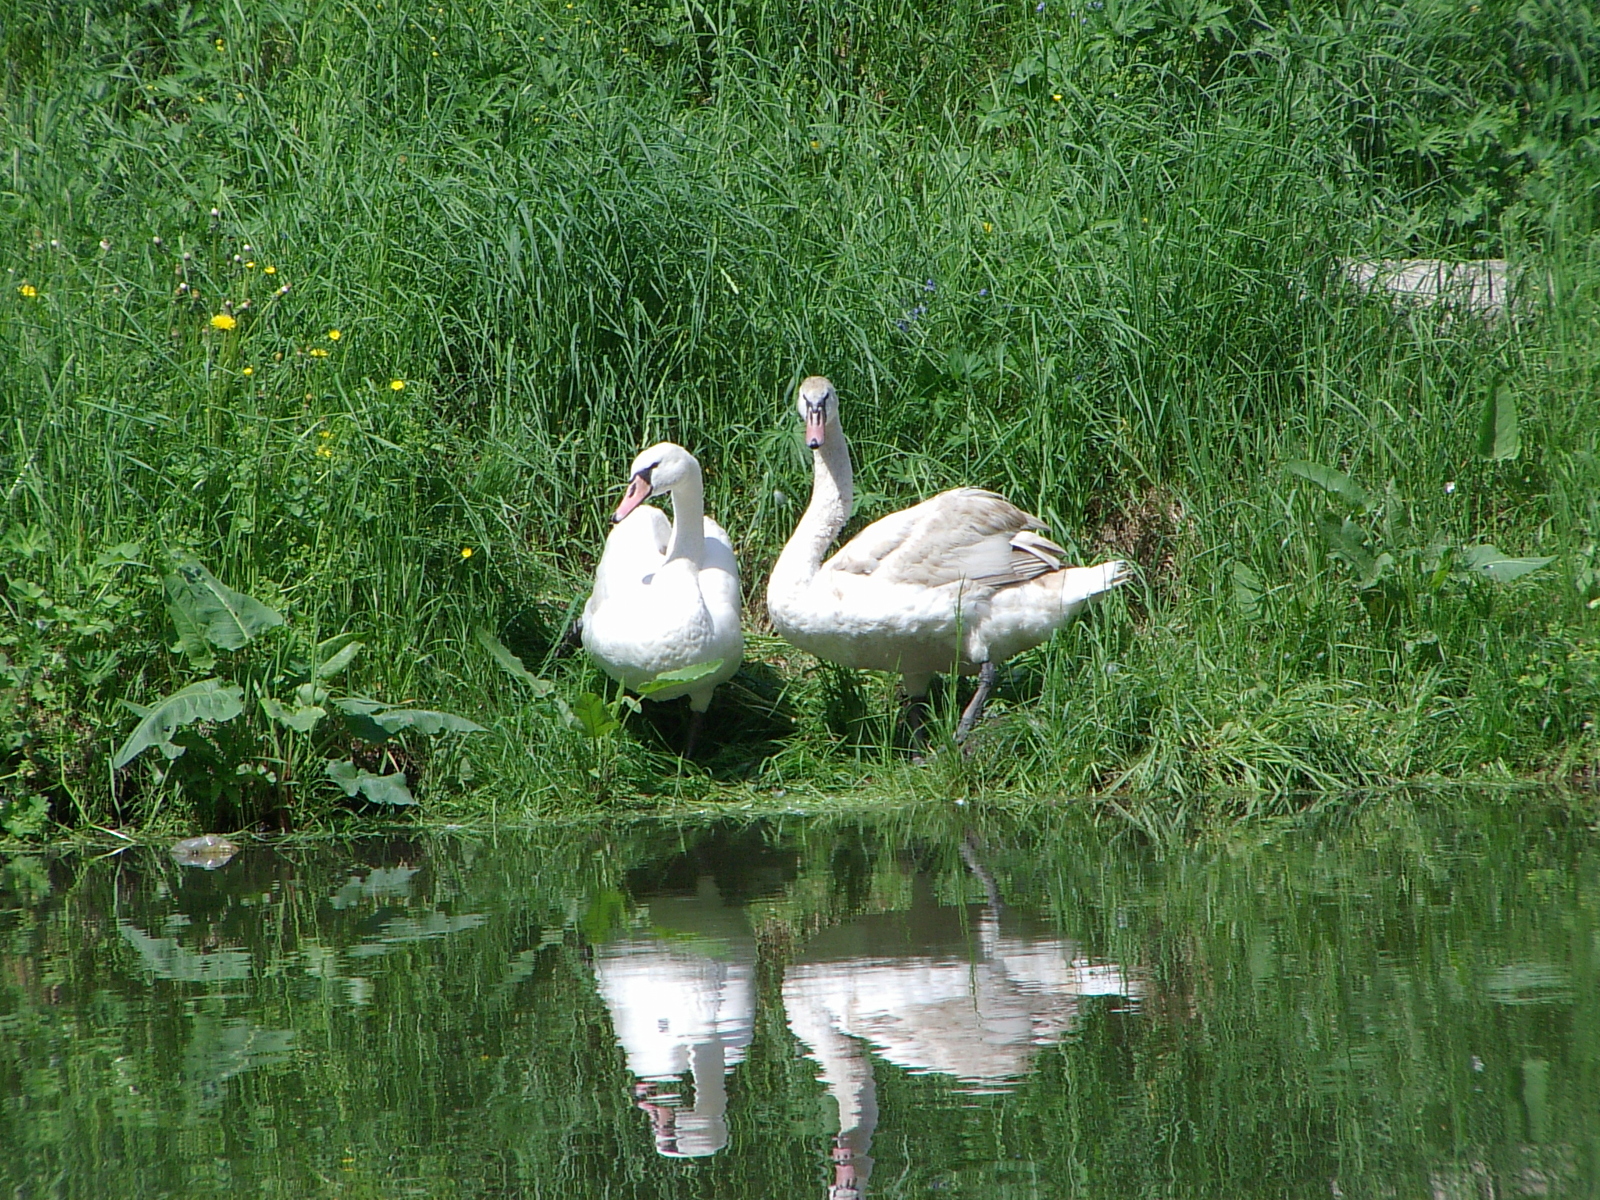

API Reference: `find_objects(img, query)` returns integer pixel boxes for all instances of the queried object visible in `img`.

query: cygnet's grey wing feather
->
[824,488,1065,589]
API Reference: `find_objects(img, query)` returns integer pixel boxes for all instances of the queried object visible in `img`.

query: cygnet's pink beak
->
[613,473,652,523]
[804,408,826,449]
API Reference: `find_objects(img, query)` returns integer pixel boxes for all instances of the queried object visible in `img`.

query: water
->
[1,800,1595,1198]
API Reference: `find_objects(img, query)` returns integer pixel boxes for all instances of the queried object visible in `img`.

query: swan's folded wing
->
[701,516,740,585]
[591,506,671,601]
[823,488,1066,589]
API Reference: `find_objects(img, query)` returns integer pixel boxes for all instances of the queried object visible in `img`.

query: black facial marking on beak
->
[804,398,828,449]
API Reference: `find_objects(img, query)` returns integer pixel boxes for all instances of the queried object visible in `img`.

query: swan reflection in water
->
[588,849,1137,1183]
[590,875,756,1158]
[783,846,1140,1199]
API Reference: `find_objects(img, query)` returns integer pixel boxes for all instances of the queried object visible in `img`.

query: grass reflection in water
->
[0,799,1595,1198]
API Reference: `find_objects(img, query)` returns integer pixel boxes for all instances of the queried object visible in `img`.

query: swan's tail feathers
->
[1059,559,1134,609]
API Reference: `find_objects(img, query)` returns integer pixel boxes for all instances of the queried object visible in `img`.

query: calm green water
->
[1,800,1596,1198]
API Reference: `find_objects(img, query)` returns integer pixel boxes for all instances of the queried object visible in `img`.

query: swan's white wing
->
[823,488,1067,589]
[699,515,744,663]
[701,516,740,587]
[589,506,670,607]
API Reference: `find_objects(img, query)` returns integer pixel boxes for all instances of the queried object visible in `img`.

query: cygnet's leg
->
[683,692,711,759]
[954,661,999,746]
[901,673,933,757]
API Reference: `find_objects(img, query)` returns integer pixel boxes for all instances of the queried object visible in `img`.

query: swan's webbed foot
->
[954,661,998,749]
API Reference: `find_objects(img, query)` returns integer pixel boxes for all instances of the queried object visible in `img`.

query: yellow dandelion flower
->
[327,329,341,341]
[19,284,37,298]
[1052,93,1062,102]
[242,366,254,376]
[264,265,276,274]
[245,261,256,269]
[215,38,225,51]
[309,347,329,358]
[315,445,333,459]
[982,222,993,233]
[810,139,820,149]
[210,313,237,330]
[460,547,474,559]
[319,429,333,438]
[390,378,405,391]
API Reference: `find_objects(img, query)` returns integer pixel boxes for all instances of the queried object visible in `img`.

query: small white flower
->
[1444,481,1457,495]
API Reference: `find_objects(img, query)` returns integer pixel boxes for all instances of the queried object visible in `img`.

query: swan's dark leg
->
[556,605,585,658]
[904,694,930,752]
[954,661,998,746]
[683,707,706,759]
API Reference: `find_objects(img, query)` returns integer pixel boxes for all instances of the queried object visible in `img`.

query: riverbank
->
[3,0,1598,836]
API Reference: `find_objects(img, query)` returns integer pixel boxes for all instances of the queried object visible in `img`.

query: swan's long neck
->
[771,425,853,592]
[663,467,706,567]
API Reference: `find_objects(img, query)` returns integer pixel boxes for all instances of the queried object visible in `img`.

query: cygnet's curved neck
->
[771,426,853,592]
[663,467,706,566]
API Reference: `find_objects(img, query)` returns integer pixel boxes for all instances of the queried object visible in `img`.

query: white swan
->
[582,442,743,752]
[766,376,1130,740]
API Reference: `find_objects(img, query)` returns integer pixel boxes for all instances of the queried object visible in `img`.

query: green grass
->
[3,0,1599,834]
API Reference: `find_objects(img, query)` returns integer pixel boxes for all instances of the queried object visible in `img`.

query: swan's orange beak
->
[613,473,652,523]
[804,406,827,449]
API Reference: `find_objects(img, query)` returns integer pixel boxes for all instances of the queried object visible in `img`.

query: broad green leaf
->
[1318,517,1393,589]
[355,770,415,806]
[977,105,1019,134]
[168,593,216,670]
[1010,55,1044,84]
[1456,545,1554,583]
[1477,383,1521,461]
[112,679,245,769]
[572,692,620,739]
[475,628,554,696]
[333,698,486,740]
[1285,461,1370,509]
[1230,563,1264,621]
[295,682,330,707]
[637,659,725,697]
[163,558,283,652]
[313,639,364,679]
[324,759,416,806]
[314,631,360,659]
[324,758,362,794]
[94,542,145,571]
[1,793,49,839]
[261,696,325,733]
